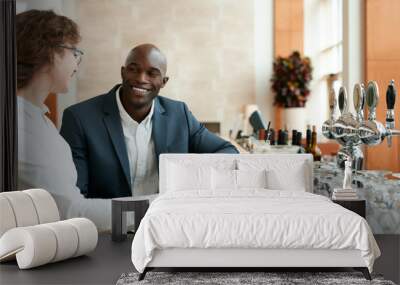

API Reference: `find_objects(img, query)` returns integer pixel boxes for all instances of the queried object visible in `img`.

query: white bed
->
[131,154,380,280]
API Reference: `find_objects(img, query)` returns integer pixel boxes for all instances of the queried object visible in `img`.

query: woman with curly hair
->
[17,10,112,231]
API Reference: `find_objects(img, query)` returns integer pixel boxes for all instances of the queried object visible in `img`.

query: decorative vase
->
[283,107,306,133]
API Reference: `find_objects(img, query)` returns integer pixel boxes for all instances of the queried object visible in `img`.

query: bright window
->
[304,0,343,138]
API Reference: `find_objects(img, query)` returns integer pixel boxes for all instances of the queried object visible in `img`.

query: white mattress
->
[131,190,380,273]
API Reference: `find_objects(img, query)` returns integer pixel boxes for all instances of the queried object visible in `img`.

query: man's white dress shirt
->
[17,96,111,231]
[116,87,158,196]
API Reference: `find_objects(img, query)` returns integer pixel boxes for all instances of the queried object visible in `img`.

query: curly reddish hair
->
[16,10,81,89]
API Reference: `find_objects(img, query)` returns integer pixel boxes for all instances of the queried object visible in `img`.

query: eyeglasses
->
[58,45,84,65]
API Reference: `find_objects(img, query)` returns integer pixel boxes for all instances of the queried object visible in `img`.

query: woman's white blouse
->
[17,96,112,231]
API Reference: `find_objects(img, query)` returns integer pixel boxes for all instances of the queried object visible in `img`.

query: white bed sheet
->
[131,190,380,273]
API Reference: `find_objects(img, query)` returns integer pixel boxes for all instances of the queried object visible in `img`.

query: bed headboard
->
[159,154,314,194]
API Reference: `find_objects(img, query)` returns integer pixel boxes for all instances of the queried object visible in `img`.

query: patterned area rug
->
[116,271,396,285]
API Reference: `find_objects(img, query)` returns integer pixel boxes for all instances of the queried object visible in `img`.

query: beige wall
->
[74,0,257,136]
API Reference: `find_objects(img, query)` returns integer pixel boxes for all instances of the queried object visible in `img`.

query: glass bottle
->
[310,125,322,161]
[305,124,312,153]
[291,130,298,145]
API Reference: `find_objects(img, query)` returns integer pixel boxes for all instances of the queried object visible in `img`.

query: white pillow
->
[212,169,236,190]
[237,169,267,189]
[238,158,309,191]
[167,162,212,191]
[211,169,268,190]
[266,166,306,191]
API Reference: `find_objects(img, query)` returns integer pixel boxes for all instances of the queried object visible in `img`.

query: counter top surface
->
[313,162,400,234]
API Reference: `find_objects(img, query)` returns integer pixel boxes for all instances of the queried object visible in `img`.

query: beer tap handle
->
[386,79,396,111]
[366,81,379,121]
[353,83,365,122]
[338,87,348,116]
[329,87,337,119]
[386,79,396,147]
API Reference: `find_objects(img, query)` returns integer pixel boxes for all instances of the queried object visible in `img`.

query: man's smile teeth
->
[132,87,150,94]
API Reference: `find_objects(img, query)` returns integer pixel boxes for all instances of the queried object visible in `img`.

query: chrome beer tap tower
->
[322,80,400,170]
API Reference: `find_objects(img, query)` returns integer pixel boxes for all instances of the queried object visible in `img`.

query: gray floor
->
[0,233,134,285]
[374,235,400,284]
[1,234,398,285]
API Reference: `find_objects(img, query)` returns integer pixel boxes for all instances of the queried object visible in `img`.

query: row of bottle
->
[257,125,321,161]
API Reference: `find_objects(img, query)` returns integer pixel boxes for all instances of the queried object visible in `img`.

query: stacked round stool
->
[0,189,98,269]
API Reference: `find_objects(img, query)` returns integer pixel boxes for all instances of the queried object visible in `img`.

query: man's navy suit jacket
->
[60,84,238,198]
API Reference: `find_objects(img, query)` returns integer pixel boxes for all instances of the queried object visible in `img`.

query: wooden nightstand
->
[333,199,366,218]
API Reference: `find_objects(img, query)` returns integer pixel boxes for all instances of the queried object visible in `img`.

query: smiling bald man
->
[60,44,238,198]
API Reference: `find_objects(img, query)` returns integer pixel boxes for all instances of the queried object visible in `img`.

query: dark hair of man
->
[16,9,81,89]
